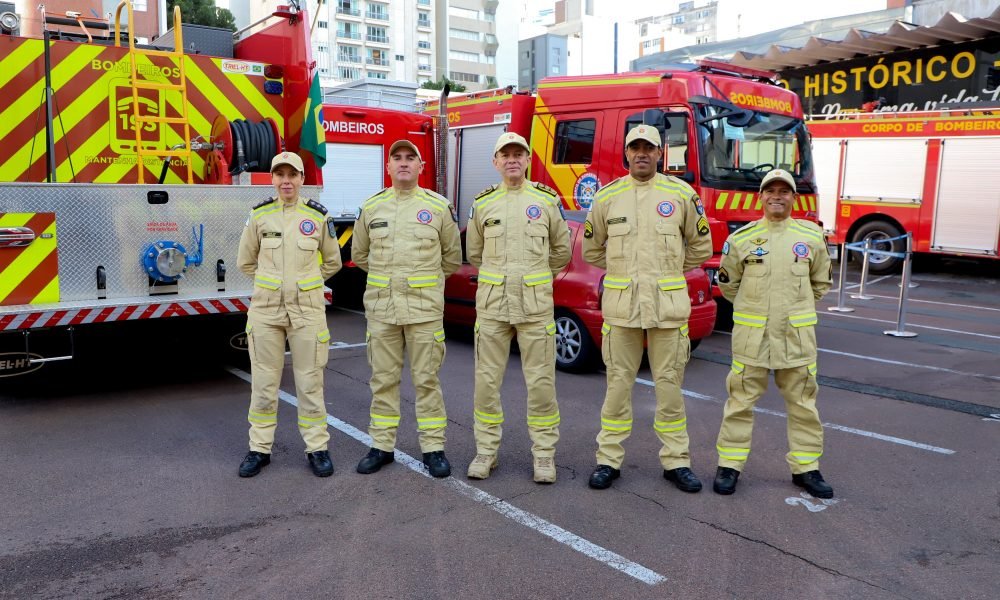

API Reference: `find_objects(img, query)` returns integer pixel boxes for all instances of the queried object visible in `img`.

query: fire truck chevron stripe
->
[0,298,252,331]
[0,213,58,306]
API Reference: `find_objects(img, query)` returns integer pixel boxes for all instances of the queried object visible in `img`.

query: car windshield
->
[695,105,815,192]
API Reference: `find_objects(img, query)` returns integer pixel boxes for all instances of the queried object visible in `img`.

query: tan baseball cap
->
[494,132,530,156]
[389,139,423,162]
[270,151,304,173]
[759,169,796,193]
[625,125,661,148]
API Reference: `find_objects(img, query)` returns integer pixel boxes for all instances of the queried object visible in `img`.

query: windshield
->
[695,105,815,192]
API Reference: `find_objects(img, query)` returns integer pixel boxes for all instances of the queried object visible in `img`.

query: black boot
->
[422,451,451,478]
[663,467,703,493]
[356,447,395,474]
[588,465,620,489]
[307,450,334,477]
[239,451,270,478]
[713,467,740,495]
[792,470,833,499]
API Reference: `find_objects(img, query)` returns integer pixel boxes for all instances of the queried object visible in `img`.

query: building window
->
[450,71,480,83]
[338,23,361,39]
[679,1,694,10]
[418,63,432,72]
[338,66,362,79]
[449,28,480,41]
[368,71,387,79]
[367,49,389,66]
[417,11,431,27]
[417,0,431,5]
[449,50,480,63]
[672,15,684,24]
[318,20,328,28]
[367,26,388,43]
[338,45,361,63]
[395,54,405,61]
[367,3,388,20]
[553,119,596,164]
[337,1,360,17]
[418,41,431,49]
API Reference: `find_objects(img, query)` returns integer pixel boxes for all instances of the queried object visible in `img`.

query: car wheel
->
[554,310,596,373]
[852,220,904,274]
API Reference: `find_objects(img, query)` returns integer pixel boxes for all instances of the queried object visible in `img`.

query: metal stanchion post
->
[899,231,919,289]
[828,243,855,313]
[850,238,873,300]
[884,235,917,338]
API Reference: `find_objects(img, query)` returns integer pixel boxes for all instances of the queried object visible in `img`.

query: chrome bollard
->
[828,243,855,313]
[884,232,917,338]
[898,231,919,289]
[850,238,873,300]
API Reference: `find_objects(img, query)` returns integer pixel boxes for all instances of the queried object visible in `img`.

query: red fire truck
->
[0,2,327,378]
[809,109,1000,273]
[423,61,820,295]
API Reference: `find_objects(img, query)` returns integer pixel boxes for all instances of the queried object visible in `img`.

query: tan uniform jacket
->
[582,173,713,329]
[237,196,343,327]
[719,217,832,369]
[352,186,462,325]
[466,181,572,324]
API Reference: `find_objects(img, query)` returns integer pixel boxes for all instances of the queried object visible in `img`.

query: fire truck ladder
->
[114,2,194,183]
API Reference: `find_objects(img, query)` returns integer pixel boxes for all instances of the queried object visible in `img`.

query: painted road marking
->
[785,492,839,512]
[329,341,367,349]
[821,311,1000,340]
[226,366,668,587]
[638,381,955,455]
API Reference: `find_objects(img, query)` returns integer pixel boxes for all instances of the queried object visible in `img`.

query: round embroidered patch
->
[417,209,433,224]
[573,172,600,209]
[299,219,316,235]
[526,204,542,220]
[722,241,730,255]
[657,201,675,217]
[793,242,810,258]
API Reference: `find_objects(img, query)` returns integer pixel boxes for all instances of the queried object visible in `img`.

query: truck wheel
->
[554,311,596,373]
[852,220,904,274]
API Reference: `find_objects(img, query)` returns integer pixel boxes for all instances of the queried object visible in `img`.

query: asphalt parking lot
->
[1,259,998,599]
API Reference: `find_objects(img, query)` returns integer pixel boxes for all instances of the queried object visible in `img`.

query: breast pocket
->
[484,225,505,261]
[297,237,319,271]
[791,261,811,300]
[259,237,282,271]
[524,222,549,260]
[369,226,391,260]
[413,225,440,260]
[606,222,631,268]
[655,221,682,270]
[743,262,769,303]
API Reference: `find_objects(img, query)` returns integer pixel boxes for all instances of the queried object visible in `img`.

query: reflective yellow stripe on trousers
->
[791,450,822,464]
[417,416,447,430]
[654,417,686,433]
[527,412,560,427]
[601,417,632,432]
[475,410,504,424]
[717,445,749,461]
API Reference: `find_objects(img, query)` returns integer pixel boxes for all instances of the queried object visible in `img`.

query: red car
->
[444,211,717,372]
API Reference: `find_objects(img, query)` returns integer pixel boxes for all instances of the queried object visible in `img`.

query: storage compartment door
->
[319,144,385,218]
[456,124,506,229]
[933,138,1000,255]
[841,139,926,203]
[811,138,842,234]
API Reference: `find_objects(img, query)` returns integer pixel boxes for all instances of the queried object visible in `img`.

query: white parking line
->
[822,311,1000,339]
[636,379,955,455]
[226,366,668,587]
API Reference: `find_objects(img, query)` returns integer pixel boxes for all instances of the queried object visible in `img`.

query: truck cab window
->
[553,119,596,164]
[622,111,689,173]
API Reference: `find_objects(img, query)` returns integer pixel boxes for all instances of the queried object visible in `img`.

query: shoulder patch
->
[533,182,557,196]
[475,184,499,200]
[305,199,328,215]
[252,197,275,210]
[327,217,337,237]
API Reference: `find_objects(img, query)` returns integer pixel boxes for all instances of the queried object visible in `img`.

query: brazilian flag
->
[301,72,327,168]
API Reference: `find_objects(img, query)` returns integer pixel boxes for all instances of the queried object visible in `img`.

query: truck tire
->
[852,220,904,274]
[554,310,596,373]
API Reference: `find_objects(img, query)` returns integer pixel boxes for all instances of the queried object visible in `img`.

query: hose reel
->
[209,115,282,176]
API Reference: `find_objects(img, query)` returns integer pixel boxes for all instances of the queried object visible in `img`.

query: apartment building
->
[637,0,718,57]
[436,0,500,91]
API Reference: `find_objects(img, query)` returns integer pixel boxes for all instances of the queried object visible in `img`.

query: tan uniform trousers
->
[596,324,691,470]
[473,317,560,458]
[716,363,823,475]
[246,316,330,453]
[366,318,448,453]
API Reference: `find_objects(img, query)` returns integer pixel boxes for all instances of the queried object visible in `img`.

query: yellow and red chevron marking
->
[0,297,250,331]
[0,37,282,184]
[714,191,818,213]
[528,96,585,211]
[0,212,59,306]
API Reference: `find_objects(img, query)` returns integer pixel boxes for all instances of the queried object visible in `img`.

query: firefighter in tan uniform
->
[352,140,462,478]
[465,132,572,483]
[583,125,713,492]
[236,152,342,478]
[712,169,834,498]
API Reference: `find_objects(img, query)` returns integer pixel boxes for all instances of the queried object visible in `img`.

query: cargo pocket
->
[731,312,767,359]
[365,330,373,368]
[606,222,631,271]
[655,275,689,322]
[600,322,612,367]
[678,323,691,364]
[786,313,818,362]
[433,327,447,370]
[246,322,256,363]
[316,329,330,368]
[252,273,282,313]
[522,271,553,316]
[601,276,633,320]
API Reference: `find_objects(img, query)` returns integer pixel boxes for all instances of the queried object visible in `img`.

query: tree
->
[167,0,236,31]
[420,77,467,93]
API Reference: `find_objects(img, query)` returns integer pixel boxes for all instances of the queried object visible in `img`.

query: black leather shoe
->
[713,467,740,495]
[356,447,395,474]
[239,451,270,478]
[422,451,451,478]
[663,467,703,493]
[307,450,334,477]
[588,465,621,489]
[793,470,834,499]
